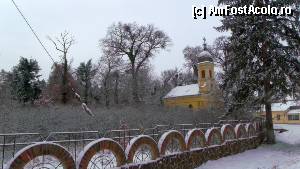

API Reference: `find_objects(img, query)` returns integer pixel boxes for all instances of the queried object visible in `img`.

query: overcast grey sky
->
[0,0,226,79]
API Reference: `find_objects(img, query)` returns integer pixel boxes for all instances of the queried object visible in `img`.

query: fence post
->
[12,135,16,158]
[1,136,5,169]
[123,129,126,148]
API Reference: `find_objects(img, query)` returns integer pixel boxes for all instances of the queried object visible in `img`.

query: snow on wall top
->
[288,109,300,114]
[164,84,200,99]
[264,100,300,112]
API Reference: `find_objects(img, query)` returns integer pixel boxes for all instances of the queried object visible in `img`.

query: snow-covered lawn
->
[196,124,300,169]
[275,124,300,145]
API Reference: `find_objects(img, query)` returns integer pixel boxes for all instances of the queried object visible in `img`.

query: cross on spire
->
[203,37,207,50]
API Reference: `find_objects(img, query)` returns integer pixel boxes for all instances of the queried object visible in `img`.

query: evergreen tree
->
[0,70,12,103]
[10,57,42,104]
[75,59,96,103]
[217,0,300,143]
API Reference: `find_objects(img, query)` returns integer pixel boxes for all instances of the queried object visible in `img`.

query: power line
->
[10,0,56,63]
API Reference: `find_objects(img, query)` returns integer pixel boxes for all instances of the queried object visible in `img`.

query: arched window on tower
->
[209,70,212,78]
[201,70,205,78]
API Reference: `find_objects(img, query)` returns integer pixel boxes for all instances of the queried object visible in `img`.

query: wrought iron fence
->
[0,119,260,169]
[0,133,43,169]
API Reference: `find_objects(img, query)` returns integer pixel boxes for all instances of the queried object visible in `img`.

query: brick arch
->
[246,123,256,137]
[6,142,75,169]
[77,138,126,169]
[254,121,262,132]
[125,135,159,163]
[235,124,248,139]
[185,128,206,150]
[158,130,186,155]
[205,128,223,146]
[221,124,236,141]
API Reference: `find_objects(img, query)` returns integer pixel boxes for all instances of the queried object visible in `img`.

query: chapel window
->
[276,114,280,120]
[201,70,205,78]
[288,114,299,120]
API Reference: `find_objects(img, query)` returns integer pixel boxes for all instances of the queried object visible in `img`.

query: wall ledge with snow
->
[120,134,264,169]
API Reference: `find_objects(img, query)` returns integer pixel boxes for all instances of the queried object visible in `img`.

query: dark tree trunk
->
[105,90,109,107]
[132,73,139,103]
[131,67,140,103]
[104,78,110,107]
[264,79,275,144]
[262,40,275,144]
[84,83,89,103]
[62,55,68,104]
[114,75,119,104]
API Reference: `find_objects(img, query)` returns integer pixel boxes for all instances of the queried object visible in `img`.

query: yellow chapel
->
[163,41,223,109]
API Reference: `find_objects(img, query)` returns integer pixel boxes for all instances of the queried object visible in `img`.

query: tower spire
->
[203,37,207,50]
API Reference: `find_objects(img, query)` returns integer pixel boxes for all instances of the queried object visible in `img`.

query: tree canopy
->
[10,57,42,104]
[101,22,171,103]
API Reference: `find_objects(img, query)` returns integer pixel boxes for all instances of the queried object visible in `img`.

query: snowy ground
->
[196,124,300,169]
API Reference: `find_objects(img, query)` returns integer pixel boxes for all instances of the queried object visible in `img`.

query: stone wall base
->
[121,133,264,169]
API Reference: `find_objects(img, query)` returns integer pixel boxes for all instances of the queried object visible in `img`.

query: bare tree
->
[183,46,203,77]
[48,31,75,104]
[159,68,179,102]
[161,68,180,88]
[183,38,226,77]
[212,36,230,69]
[98,52,123,107]
[101,22,171,103]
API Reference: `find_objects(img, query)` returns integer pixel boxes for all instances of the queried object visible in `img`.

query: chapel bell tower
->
[198,38,215,94]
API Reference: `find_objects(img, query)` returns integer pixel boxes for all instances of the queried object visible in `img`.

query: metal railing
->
[0,133,43,169]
